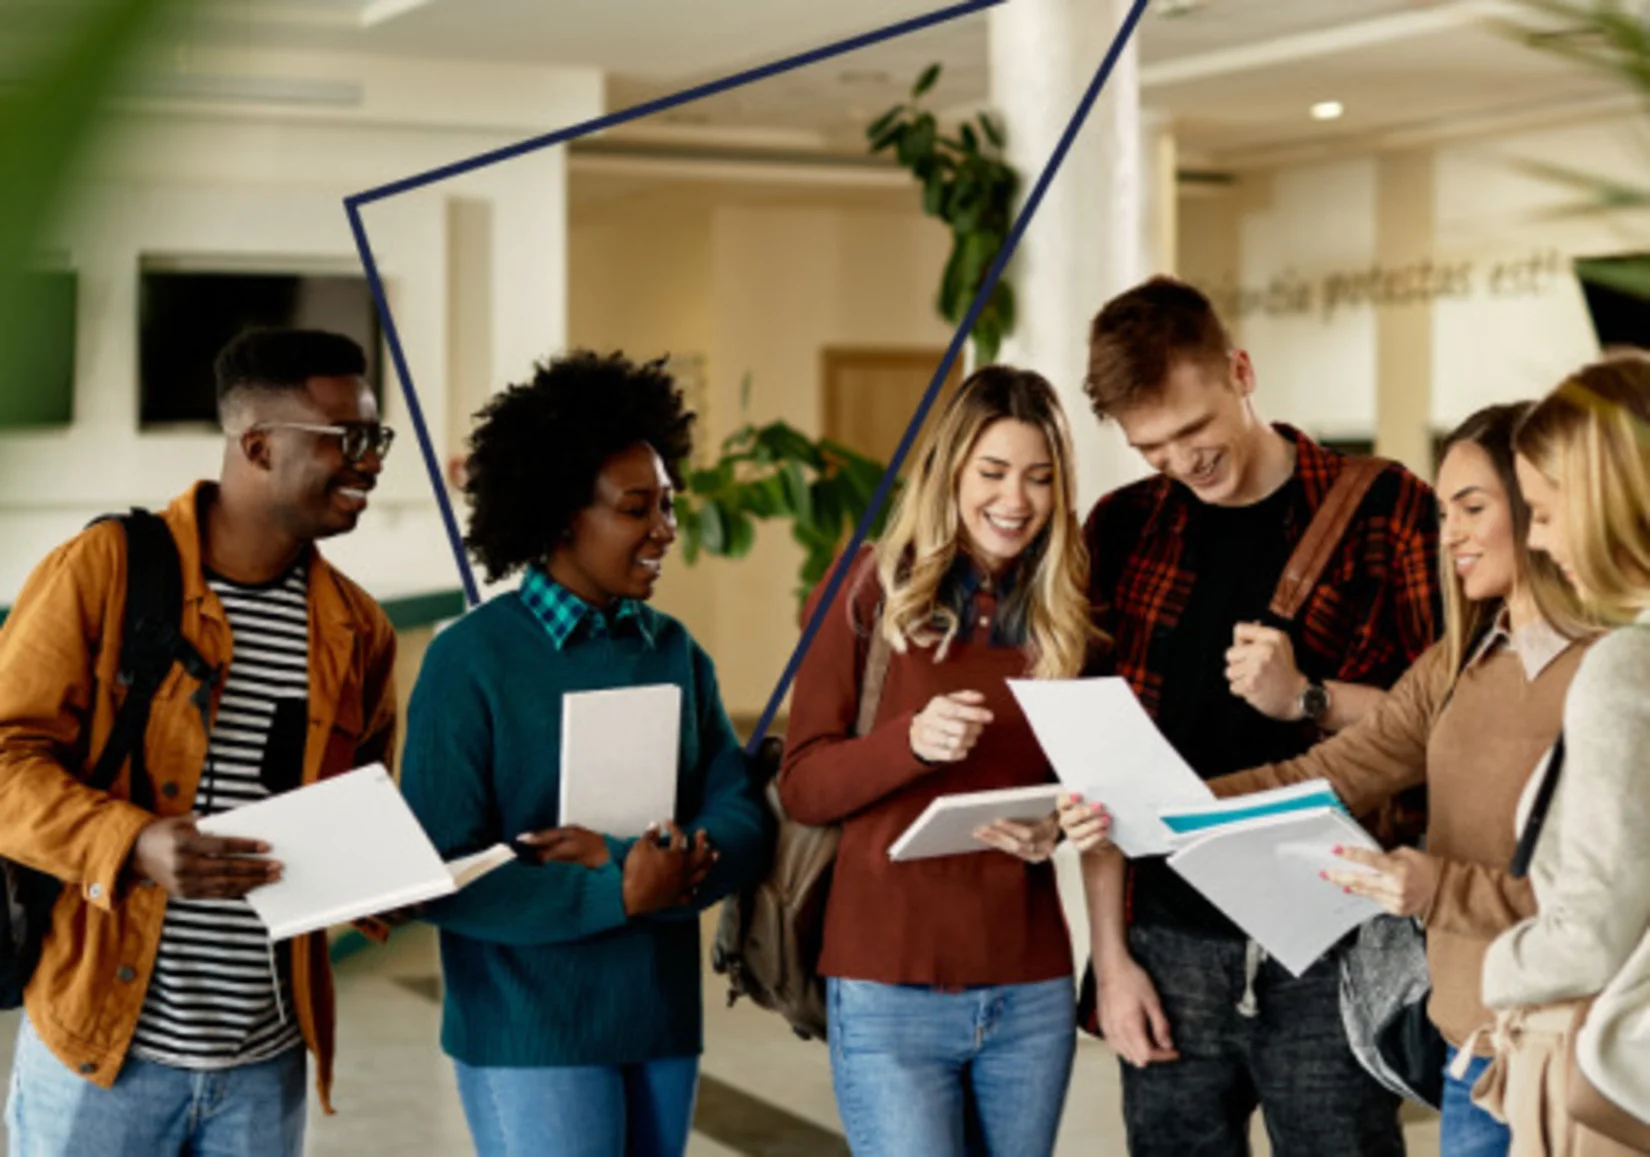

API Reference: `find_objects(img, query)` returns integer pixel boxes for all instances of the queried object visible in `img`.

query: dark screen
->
[1576,254,1650,352]
[138,270,383,426]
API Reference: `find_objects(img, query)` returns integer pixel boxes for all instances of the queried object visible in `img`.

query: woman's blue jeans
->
[454,1054,699,1157]
[826,976,1076,1157]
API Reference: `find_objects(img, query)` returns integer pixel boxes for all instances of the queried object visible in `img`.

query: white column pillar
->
[990,0,1145,513]
[990,0,1146,978]
[1142,108,1178,278]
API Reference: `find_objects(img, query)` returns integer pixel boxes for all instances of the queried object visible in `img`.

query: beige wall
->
[568,178,952,722]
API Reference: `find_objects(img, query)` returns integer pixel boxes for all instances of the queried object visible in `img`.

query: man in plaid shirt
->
[1076,277,1440,1156]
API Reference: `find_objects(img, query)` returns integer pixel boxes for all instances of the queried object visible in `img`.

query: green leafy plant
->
[675,376,897,607]
[1500,1,1650,298]
[1,0,187,424]
[865,63,1020,364]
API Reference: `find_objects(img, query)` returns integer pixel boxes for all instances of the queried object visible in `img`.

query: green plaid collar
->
[518,566,651,650]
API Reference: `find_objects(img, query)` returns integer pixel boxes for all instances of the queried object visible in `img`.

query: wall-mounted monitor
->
[138,265,383,427]
[0,269,77,429]
[1575,253,1650,352]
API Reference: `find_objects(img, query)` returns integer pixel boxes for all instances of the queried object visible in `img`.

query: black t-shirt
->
[1131,477,1323,934]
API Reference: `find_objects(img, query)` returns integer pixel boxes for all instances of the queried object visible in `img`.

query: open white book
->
[1166,804,1383,976]
[888,784,1064,862]
[196,764,514,941]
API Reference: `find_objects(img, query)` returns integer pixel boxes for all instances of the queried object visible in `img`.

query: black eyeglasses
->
[251,422,396,464]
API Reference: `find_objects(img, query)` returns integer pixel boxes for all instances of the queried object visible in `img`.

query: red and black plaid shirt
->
[1085,425,1441,716]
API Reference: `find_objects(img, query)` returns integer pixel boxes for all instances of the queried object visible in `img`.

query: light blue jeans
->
[4,1016,305,1157]
[453,1055,700,1157]
[1441,1046,1511,1157]
[827,976,1076,1157]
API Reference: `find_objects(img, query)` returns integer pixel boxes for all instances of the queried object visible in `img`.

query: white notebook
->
[1167,806,1383,976]
[559,683,681,839]
[196,764,513,941]
[888,784,1064,862]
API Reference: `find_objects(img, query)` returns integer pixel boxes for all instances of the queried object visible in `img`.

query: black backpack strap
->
[85,510,213,802]
[1510,733,1565,879]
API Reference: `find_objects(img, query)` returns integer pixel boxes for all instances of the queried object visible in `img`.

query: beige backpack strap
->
[1269,456,1389,623]
[854,607,892,738]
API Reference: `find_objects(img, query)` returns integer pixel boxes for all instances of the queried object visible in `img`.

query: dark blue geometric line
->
[346,0,1003,209]
[743,0,1154,754]
[347,0,1005,609]
[344,200,481,607]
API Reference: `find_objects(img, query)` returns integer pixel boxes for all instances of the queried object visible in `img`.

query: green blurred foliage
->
[0,0,185,425]
[1504,2,1650,301]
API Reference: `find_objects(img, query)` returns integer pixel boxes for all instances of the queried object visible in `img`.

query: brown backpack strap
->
[1269,456,1389,623]
[854,613,892,737]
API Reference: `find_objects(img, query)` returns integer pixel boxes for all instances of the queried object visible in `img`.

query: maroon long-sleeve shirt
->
[777,554,1072,987]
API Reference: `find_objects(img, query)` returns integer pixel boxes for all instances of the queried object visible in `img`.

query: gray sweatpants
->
[1118,922,1405,1157]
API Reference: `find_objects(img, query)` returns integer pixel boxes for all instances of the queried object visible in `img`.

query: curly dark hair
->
[462,350,695,583]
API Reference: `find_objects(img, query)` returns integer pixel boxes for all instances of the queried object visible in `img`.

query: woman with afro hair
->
[398,351,769,1157]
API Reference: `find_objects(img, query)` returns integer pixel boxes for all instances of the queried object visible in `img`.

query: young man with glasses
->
[0,327,399,1156]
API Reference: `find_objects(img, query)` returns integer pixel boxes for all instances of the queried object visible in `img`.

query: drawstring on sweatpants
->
[1237,939,1266,1018]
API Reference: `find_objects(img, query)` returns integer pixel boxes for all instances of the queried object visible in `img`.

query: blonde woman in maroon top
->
[779,365,1097,1157]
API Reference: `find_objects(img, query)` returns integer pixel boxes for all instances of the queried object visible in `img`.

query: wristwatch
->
[1298,680,1331,725]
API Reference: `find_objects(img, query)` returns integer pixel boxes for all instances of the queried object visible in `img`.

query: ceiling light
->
[1311,100,1345,121]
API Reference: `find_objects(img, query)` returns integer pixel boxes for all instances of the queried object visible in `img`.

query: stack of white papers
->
[1158,779,1348,849]
[1007,677,1214,856]
[1161,782,1383,975]
[887,784,1064,862]
[559,684,681,839]
[197,764,515,942]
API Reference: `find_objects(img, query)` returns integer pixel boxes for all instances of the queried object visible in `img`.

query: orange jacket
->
[0,483,397,1111]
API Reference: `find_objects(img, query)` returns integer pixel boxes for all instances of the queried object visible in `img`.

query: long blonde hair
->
[1435,404,1590,702]
[1515,353,1650,624]
[867,365,1098,679]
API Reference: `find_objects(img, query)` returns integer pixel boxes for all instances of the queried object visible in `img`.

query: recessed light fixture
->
[1311,100,1345,121]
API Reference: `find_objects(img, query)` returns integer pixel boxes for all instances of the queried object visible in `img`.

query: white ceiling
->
[132,0,1644,168]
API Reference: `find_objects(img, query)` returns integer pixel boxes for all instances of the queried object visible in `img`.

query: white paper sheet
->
[1007,677,1214,856]
[197,764,511,941]
[559,683,681,839]
[887,784,1065,862]
[1167,807,1384,976]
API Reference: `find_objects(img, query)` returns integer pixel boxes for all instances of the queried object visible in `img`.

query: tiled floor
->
[0,915,1441,1156]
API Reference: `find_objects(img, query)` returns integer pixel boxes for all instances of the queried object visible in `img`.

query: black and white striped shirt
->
[130,562,310,1069]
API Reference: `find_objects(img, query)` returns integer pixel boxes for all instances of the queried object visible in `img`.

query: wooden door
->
[820,347,961,467]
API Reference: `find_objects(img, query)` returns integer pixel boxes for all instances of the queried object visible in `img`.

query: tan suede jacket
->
[0,483,396,1111]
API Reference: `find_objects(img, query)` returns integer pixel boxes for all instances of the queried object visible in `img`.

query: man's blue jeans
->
[5,1016,305,1157]
[453,1054,700,1157]
[826,976,1076,1157]
[1441,1046,1510,1157]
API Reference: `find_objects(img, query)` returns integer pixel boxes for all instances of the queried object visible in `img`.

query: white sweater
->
[1482,613,1650,1009]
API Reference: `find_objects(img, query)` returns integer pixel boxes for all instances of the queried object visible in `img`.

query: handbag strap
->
[1510,733,1565,879]
[1269,456,1389,622]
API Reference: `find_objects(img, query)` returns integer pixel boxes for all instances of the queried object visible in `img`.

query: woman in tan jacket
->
[1061,401,1592,1156]
[1474,355,1650,1156]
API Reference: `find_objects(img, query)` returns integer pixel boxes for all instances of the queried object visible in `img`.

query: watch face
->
[1302,683,1331,721]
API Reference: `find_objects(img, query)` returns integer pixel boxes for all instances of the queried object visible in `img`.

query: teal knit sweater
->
[399,591,769,1068]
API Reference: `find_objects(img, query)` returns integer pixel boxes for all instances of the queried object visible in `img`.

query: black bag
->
[0,509,213,1009]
